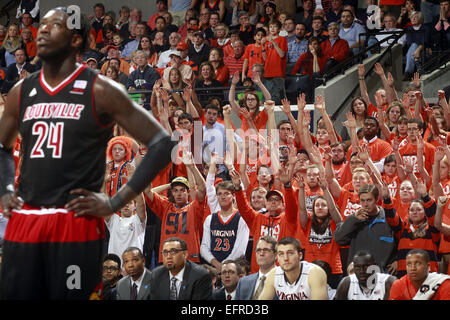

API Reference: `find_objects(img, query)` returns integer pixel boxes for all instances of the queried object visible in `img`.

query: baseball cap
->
[105,45,118,51]
[171,177,190,189]
[86,57,97,64]
[176,42,189,51]
[193,30,204,37]
[169,50,182,58]
[266,190,284,201]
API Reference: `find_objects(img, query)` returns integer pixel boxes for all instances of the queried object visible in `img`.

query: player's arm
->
[383,275,398,300]
[334,276,350,300]
[66,76,176,217]
[0,81,24,217]
[308,265,328,300]
[257,267,277,300]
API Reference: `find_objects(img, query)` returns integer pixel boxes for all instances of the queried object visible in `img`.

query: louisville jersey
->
[18,64,114,207]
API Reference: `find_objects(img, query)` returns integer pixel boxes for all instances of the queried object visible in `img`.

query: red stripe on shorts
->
[4,204,105,243]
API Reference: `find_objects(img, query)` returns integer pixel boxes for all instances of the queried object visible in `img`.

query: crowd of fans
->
[0,0,450,301]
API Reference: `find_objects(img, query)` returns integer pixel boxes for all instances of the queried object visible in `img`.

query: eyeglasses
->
[221,270,237,276]
[103,266,119,272]
[255,248,274,254]
[267,197,282,202]
[161,248,184,256]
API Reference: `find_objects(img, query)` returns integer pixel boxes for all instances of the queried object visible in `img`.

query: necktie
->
[253,275,266,300]
[170,278,178,300]
[130,283,138,300]
[227,294,232,300]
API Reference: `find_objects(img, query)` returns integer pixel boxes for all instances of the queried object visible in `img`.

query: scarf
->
[409,219,428,239]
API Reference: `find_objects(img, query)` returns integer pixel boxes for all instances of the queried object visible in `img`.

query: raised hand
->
[342,112,357,129]
[374,62,385,76]
[278,164,292,185]
[229,169,242,188]
[231,71,240,85]
[314,95,326,112]
[280,98,292,115]
[412,72,421,88]
[357,64,365,78]
[297,93,307,111]
[437,196,449,208]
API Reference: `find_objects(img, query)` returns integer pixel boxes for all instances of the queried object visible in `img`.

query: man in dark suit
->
[212,260,245,300]
[235,236,277,300]
[149,237,212,300]
[1,48,35,94]
[116,247,151,300]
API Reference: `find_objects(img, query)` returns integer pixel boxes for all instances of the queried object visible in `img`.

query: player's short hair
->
[256,235,277,251]
[165,237,188,251]
[276,237,302,253]
[103,253,121,268]
[178,112,193,124]
[357,184,379,199]
[222,259,244,275]
[215,180,235,194]
[407,249,430,263]
[122,247,144,259]
[353,250,375,264]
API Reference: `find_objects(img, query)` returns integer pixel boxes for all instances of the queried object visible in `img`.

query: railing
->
[322,29,409,121]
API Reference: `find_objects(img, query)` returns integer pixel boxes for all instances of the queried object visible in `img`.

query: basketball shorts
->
[0,204,105,300]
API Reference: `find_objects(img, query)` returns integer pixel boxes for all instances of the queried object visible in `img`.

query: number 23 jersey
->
[18,64,114,207]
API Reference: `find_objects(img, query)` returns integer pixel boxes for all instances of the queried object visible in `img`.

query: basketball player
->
[334,250,397,300]
[257,237,328,300]
[0,8,175,299]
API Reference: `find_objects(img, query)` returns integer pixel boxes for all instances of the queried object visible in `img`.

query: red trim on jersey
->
[39,64,86,96]
[4,203,105,243]
[218,209,239,225]
[91,73,115,128]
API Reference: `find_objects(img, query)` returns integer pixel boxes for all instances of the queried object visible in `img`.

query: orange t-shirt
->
[335,189,361,221]
[399,142,435,176]
[263,36,287,78]
[301,220,343,274]
[235,187,299,273]
[238,108,268,133]
[382,174,402,199]
[243,43,264,78]
[144,193,206,263]
[346,137,393,163]
[214,64,230,86]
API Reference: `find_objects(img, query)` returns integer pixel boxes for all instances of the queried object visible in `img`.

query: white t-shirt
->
[106,213,146,262]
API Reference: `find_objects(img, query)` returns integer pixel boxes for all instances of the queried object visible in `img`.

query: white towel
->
[413,272,450,300]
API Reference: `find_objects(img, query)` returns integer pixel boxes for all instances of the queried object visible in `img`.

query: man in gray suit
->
[116,247,151,300]
[149,237,212,300]
[235,236,277,300]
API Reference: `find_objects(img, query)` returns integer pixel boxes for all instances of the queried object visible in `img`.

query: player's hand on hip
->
[0,193,24,218]
[65,189,113,217]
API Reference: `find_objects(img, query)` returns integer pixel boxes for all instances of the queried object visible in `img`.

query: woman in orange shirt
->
[208,47,229,86]
[299,175,343,289]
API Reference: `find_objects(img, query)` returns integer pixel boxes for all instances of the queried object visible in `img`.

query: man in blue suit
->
[235,236,277,300]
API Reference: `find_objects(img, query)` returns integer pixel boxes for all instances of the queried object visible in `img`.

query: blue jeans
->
[405,42,419,74]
